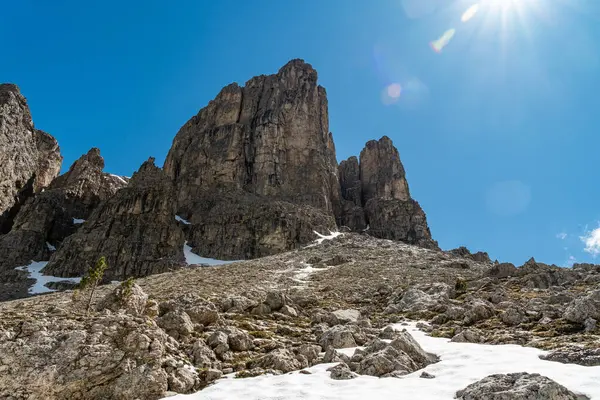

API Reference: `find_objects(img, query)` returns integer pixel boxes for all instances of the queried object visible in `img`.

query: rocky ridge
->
[0,148,127,270]
[41,158,185,281]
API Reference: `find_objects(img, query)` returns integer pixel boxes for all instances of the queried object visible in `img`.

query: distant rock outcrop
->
[163,59,340,259]
[0,148,128,269]
[42,158,185,281]
[0,84,62,234]
[339,136,438,250]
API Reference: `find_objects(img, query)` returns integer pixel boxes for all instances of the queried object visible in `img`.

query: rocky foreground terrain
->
[0,60,599,399]
[1,233,599,399]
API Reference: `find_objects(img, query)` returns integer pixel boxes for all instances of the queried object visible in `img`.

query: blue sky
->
[2,0,599,266]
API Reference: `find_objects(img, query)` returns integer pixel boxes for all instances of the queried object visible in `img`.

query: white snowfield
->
[72,218,85,224]
[15,261,81,295]
[164,322,600,400]
[183,242,240,266]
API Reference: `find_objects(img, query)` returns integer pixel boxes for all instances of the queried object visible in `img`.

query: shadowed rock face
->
[164,59,341,258]
[339,136,437,250]
[42,158,185,281]
[0,84,62,233]
[0,148,128,270]
[186,190,337,260]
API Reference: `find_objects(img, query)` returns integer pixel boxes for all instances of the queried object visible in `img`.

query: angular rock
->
[485,262,517,279]
[96,282,149,316]
[463,299,495,325]
[159,294,220,326]
[449,246,491,263]
[157,310,194,340]
[191,340,219,368]
[327,363,357,380]
[324,309,361,326]
[352,334,437,377]
[500,306,527,326]
[540,347,600,367]
[451,329,483,343]
[517,258,578,289]
[455,372,589,400]
[41,158,185,281]
[295,344,321,365]
[255,348,302,373]
[221,327,254,352]
[319,325,358,349]
[564,290,600,324]
[0,310,197,400]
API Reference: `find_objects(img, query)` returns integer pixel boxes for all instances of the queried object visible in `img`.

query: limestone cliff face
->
[163,60,340,259]
[0,148,128,269]
[360,137,410,203]
[42,158,185,280]
[339,136,438,250]
[0,84,62,233]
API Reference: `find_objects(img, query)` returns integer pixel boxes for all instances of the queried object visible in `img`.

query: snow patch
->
[184,242,240,266]
[109,174,128,184]
[163,321,599,400]
[305,231,343,248]
[72,218,85,224]
[15,261,81,295]
[175,215,191,225]
[46,242,56,251]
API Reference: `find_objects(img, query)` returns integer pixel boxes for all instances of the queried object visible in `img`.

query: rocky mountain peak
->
[129,157,167,188]
[163,60,340,260]
[360,136,410,203]
[339,136,437,249]
[0,83,62,234]
[276,58,318,83]
[50,147,104,188]
[41,156,184,281]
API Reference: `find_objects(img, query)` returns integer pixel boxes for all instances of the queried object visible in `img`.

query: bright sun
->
[432,0,546,52]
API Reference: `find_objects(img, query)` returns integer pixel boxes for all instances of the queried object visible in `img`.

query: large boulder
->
[564,289,600,324]
[96,282,149,316]
[0,311,201,400]
[455,372,589,399]
[350,332,438,377]
[41,158,185,281]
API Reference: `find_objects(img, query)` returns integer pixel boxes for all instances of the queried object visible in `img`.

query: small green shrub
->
[73,256,108,314]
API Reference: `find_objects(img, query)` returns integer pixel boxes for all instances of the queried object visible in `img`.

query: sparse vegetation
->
[72,256,108,314]
[455,277,468,294]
